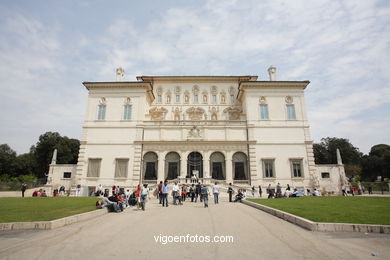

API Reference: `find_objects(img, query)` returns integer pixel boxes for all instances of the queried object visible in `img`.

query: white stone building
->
[46,67,347,195]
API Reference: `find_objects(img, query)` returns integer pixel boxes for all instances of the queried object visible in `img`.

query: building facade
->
[46,67,347,195]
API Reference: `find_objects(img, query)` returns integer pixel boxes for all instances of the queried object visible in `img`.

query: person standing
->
[286,184,291,191]
[162,180,169,207]
[213,182,219,204]
[76,184,81,196]
[251,186,255,197]
[258,185,262,198]
[276,183,282,198]
[201,185,209,208]
[140,184,149,211]
[21,183,27,198]
[195,182,201,202]
[228,183,234,202]
[267,184,274,199]
[158,181,163,204]
[190,184,195,202]
[172,182,179,205]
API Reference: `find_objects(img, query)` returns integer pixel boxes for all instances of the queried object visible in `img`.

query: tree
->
[361,144,390,181]
[32,132,80,178]
[0,144,17,176]
[313,137,362,179]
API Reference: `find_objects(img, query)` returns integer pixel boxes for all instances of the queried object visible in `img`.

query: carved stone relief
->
[186,107,205,120]
[223,106,242,120]
[188,126,202,138]
[149,107,168,121]
[209,107,218,121]
[285,96,293,104]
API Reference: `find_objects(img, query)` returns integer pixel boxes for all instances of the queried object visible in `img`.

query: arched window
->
[165,152,180,180]
[210,152,225,180]
[232,152,248,180]
[187,152,203,178]
[97,104,106,120]
[143,152,158,180]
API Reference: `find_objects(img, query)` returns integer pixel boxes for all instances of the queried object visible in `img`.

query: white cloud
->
[0,0,389,154]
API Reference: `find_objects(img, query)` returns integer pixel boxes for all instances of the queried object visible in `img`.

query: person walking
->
[21,183,27,198]
[251,186,255,197]
[162,180,169,207]
[213,182,219,204]
[201,185,209,208]
[258,185,262,198]
[228,183,234,202]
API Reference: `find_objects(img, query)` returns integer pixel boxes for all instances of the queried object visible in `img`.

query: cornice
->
[136,75,258,83]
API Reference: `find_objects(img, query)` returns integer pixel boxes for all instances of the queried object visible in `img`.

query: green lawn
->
[248,197,390,225]
[0,197,100,223]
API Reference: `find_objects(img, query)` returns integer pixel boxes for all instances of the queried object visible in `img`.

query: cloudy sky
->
[0,0,389,155]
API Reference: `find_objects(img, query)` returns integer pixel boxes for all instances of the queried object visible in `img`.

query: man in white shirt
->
[172,182,180,205]
[213,182,219,204]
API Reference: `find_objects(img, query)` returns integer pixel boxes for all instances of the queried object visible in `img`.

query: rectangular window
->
[259,104,269,120]
[63,172,71,178]
[262,159,274,178]
[115,159,129,178]
[230,95,235,103]
[157,95,162,103]
[123,105,132,120]
[212,95,217,104]
[194,94,198,103]
[321,172,330,178]
[97,105,106,120]
[286,104,296,120]
[176,94,180,103]
[291,160,303,178]
[87,159,101,177]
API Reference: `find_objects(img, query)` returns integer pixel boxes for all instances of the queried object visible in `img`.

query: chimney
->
[116,67,125,81]
[268,66,276,81]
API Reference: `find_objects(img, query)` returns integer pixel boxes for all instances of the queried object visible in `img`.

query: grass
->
[0,197,100,223]
[248,197,390,225]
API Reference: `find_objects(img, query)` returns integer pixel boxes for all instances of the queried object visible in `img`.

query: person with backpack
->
[201,185,209,208]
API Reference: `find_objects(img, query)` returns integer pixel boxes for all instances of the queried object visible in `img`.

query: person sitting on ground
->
[41,190,47,197]
[284,189,292,198]
[32,190,38,197]
[234,190,244,202]
[108,193,123,212]
[101,194,120,212]
[312,189,320,196]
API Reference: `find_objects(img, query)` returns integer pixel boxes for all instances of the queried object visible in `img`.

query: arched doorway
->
[165,152,180,180]
[233,152,248,180]
[210,152,225,180]
[187,152,203,178]
[143,152,158,180]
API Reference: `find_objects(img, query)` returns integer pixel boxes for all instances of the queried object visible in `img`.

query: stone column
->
[179,152,187,184]
[203,151,211,184]
[226,152,233,184]
[157,154,165,182]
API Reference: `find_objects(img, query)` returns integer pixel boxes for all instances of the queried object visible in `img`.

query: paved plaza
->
[0,198,389,259]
